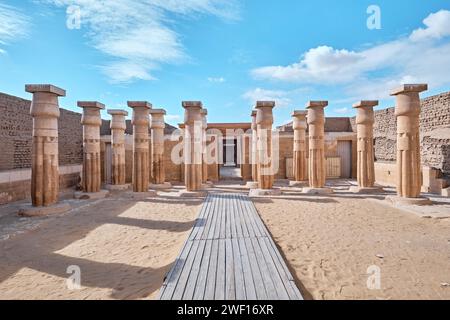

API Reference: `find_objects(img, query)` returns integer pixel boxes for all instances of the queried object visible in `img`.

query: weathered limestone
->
[387,84,431,205]
[20,84,71,216]
[106,109,129,191]
[128,101,154,194]
[246,110,259,189]
[77,102,105,197]
[290,110,308,187]
[349,101,383,194]
[200,109,213,187]
[180,101,206,197]
[303,101,333,194]
[249,101,281,197]
[149,108,171,190]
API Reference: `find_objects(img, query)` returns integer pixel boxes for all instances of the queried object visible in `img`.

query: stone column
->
[246,110,259,189]
[389,84,431,204]
[200,109,213,187]
[149,109,171,189]
[349,101,382,193]
[303,101,333,194]
[180,101,206,197]
[76,101,105,197]
[106,109,129,190]
[249,101,281,196]
[128,101,152,193]
[22,85,70,216]
[290,110,308,187]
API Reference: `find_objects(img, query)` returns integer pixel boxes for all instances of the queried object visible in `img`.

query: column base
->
[301,187,334,195]
[442,187,450,197]
[105,184,130,191]
[289,181,307,187]
[385,195,433,206]
[348,186,384,194]
[74,190,110,200]
[201,182,214,189]
[249,188,282,197]
[178,190,207,198]
[18,202,71,217]
[149,182,172,190]
[245,181,259,189]
[124,190,158,200]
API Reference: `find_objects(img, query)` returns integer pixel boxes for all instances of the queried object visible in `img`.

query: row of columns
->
[288,84,428,200]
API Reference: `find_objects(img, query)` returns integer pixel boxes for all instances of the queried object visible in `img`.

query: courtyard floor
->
[0,180,449,300]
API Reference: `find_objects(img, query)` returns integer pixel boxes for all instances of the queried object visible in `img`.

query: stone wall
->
[0,92,83,171]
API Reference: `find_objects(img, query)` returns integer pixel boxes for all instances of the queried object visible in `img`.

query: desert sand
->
[254,193,450,300]
[0,191,201,300]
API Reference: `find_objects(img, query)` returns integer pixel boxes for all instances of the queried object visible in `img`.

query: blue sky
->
[0,0,449,126]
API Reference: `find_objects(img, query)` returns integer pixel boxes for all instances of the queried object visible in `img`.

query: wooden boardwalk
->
[159,193,303,300]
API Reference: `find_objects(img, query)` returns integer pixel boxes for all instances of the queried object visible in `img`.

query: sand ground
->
[0,190,201,300]
[254,192,450,300]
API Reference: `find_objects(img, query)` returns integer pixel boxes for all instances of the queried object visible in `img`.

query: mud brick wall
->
[0,92,83,171]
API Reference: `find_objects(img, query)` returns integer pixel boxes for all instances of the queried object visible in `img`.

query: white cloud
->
[242,88,292,107]
[0,3,30,53]
[165,114,181,122]
[410,10,450,41]
[43,0,239,83]
[334,107,350,115]
[208,77,226,83]
[251,10,450,97]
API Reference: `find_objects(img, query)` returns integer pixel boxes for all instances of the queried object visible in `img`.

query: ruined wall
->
[365,91,450,175]
[0,92,83,171]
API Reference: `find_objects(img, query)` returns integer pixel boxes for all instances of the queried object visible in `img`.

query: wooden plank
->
[172,239,202,300]
[257,237,290,300]
[219,195,227,240]
[205,193,219,240]
[237,238,257,300]
[190,195,211,240]
[215,239,226,299]
[225,238,236,300]
[231,238,246,300]
[262,237,303,300]
[239,194,260,237]
[243,237,267,300]
[182,239,208,300]
[249,237,278,299]
[225,195,232,239]
[236,194,252,238]
[192,239,213,300]
[229,194,237,239]
[204,238,219,299]
[159,239,195,300]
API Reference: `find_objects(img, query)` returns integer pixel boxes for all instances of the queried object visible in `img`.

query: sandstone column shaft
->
[26,85,66,207]
[150,109,167,185]
[183,101,203,191]
[292,111,308,182]
[251,110,259,182]
[391,84,428,198]
[128,101,151,192]
[307,101,328,188]
[256,101,275,189]
[108,110,128,185]
[201,109,208,183]
[353,101,378,188]
[78,101,104,193]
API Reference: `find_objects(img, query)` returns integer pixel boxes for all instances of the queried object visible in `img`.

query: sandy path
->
[0,194,201,300]
[254,195,450,300]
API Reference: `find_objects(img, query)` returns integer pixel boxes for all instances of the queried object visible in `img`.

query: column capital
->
[390,84,428,96]
[107,109,128,117]
[353,100,379,109]
[256,101,275,109]
[149,109,166,116]
[127,101,152,109]
[25,84,66,97]
[306,101,328,109]
[292,110,308,118]
[77,101,105,110]
[182,101,203,109]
